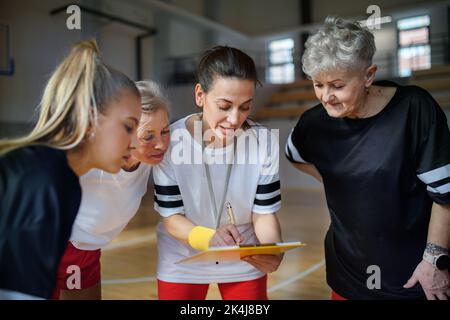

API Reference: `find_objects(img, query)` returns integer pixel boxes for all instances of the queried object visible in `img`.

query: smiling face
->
[88,90,141,173]
[312,65,377,119]
[195,76,255,145]
[122,107,170,168]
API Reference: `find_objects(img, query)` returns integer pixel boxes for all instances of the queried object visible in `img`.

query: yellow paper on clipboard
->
[176,241,305,264]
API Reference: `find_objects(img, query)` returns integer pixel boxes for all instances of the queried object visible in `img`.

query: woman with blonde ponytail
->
[0,40,141,299]
[52,81,171,300]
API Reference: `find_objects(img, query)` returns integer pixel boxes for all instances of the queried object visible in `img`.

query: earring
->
[365,86,370,95]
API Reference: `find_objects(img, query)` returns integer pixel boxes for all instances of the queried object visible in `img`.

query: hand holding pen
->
[209,202,244,247]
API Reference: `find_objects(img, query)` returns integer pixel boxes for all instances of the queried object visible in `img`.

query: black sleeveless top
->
[0,145,81,298]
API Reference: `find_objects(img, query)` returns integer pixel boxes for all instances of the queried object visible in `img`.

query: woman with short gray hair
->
[286,16,450,300]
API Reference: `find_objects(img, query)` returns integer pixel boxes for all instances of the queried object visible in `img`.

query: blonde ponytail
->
[0,39,138,155]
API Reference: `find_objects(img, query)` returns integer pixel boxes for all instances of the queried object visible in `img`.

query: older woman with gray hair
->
[286,16,450,300]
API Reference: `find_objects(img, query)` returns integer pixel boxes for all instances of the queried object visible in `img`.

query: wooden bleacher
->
[409,64,450,108]
[254,79,318,120]
[255,64,450,121]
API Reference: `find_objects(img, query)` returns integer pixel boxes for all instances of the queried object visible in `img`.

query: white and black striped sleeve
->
[285,116,309,164]
[253,130,282,214]
[153,162,184,217]
[417,164,450,203]
[285,130,307,164]
[252,178,281,214]
[414,89,450,204]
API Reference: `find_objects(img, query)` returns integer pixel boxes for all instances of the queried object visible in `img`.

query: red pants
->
[158,275,268,300]
[51,242,101,299]
[331,290,348,300]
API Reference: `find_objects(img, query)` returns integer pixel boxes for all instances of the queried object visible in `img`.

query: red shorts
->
[51,241,101,300]
[331,290,348,300]
[158,275,268,300]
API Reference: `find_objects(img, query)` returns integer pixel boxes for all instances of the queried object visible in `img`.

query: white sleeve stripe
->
[286,131,307,163]
[427,182,450,194]
[154,193,183,202]
[252,201,282,214]
[154,203,184,217]
[417,164,450,184]
[154,204,184,211]
[255,190,281,201]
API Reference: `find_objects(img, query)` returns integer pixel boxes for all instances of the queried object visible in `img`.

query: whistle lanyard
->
[203,136,237,229]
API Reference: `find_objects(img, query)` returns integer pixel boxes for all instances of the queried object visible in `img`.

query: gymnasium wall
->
[1,0,449,191]
[0,0,155,135]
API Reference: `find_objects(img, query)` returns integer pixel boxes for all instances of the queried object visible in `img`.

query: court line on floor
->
[103,233,156,251]
[268,259,325,293]
[102,276,157,285]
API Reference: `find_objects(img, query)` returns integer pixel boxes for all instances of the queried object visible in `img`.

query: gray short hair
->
[135,80,170,115]
[302,16,376,78]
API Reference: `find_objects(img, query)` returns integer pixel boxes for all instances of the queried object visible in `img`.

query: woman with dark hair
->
[286,17,450,300]
[153,46,283,300]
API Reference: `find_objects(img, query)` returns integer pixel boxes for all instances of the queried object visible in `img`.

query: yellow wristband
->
[188,226,216,251]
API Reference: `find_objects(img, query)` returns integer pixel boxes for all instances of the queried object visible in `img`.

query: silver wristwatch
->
[423,251,450,270]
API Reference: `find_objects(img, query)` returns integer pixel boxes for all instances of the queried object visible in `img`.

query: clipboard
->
[176,241,305,264]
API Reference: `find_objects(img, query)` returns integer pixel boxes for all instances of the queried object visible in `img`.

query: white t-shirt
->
[153,114,281,283]
[70,163,152,250]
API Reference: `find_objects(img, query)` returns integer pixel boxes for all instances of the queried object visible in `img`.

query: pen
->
[225,202,239,245]
[225,202,236,225]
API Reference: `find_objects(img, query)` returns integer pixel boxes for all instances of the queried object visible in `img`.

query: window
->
[397,15,431,77]
[267,38,295,84]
